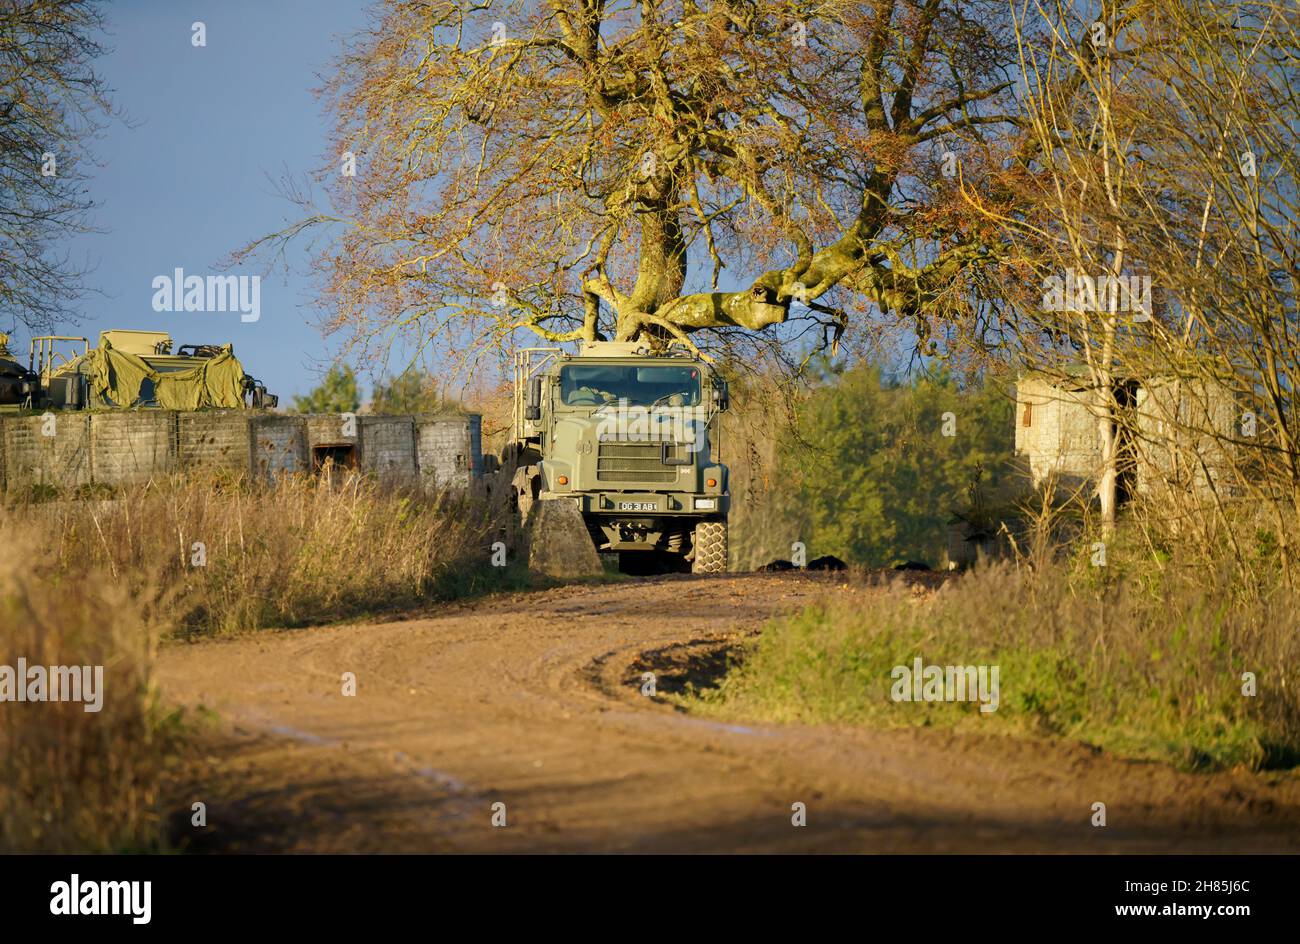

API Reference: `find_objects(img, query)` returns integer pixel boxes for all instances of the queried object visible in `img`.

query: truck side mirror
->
[525,375,543,420]
[714,380,730,412]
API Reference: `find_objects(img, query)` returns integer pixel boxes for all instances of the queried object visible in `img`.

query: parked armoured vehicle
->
[507,341,730,573]
[0,329,276,412]
[0,333,39,407]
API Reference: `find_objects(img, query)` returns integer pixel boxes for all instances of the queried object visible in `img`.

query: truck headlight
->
[694,498,717,510]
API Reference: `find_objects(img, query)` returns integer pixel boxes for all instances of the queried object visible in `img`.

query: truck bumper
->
[539,490,729,516]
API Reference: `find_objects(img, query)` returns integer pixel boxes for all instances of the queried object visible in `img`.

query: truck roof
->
[576,340,702,361]
[99,329,172,356]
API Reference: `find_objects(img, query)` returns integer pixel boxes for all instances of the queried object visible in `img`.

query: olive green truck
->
[506,341,730,573]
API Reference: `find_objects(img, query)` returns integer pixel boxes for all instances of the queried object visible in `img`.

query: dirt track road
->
[159,573,1300,853]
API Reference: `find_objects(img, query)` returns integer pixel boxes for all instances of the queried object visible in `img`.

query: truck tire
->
[692,519,728,574]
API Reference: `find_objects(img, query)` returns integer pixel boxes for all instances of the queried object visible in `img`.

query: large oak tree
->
[259,0,1029,367]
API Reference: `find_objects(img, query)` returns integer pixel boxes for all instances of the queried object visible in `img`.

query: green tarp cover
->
[84,339,246,409]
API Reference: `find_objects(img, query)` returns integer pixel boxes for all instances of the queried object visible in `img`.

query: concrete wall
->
[90,412,175,486]
[1015,373,1238,502]
[1133,378,1237,499]
[0,410,484,493]
[1,413,92,492]
[1014,375,1102,492]
[416,414,482,490]
[305,414,355,451]
[178,411,254,476]
[359,415,417,480]
[249,415,309,483]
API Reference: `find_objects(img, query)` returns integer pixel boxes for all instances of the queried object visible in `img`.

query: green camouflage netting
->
[83,339,246,409]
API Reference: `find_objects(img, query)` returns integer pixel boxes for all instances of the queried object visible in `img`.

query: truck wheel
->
[692,520,728,574]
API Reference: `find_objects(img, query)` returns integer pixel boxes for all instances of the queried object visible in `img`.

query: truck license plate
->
[618,501,657,511]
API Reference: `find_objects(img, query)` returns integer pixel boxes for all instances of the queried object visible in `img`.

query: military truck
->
[0,329,276,412]
[507,341,730,573]
[0,333,39,407]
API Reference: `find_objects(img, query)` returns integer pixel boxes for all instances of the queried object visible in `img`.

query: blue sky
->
[5,0,905,402]
[12,0,372,400]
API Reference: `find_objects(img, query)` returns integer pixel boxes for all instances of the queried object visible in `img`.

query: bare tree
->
[992,0,1300,577]
[0,0,112,332]
[1121,1,1300,579]
[982,0,1149,536]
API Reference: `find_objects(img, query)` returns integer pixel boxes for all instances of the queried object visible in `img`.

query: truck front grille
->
[597,442,682,483]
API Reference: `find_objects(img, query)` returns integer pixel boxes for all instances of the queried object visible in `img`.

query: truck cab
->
[509,341,729,573]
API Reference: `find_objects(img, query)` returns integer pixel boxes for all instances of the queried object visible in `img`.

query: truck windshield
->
[560,364,701,408]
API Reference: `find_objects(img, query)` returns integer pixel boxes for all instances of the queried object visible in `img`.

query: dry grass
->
[8,472,513,635]
[0,473,517,850]
[0,526,174,851]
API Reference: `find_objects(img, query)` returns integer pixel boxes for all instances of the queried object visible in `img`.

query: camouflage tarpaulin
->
[85,339,245,409]
[85,341,152,405]
[155,347,245,410]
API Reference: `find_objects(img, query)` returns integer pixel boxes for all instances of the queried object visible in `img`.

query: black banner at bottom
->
[0,853,1285,931]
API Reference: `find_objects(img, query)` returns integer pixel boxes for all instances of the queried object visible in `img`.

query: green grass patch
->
[679,563,1300,772]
